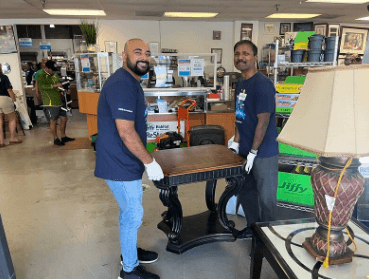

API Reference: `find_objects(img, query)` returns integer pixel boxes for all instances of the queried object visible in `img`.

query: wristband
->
[250,149,258,155]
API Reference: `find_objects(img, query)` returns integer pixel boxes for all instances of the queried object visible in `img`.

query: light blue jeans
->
[106,179,143,272]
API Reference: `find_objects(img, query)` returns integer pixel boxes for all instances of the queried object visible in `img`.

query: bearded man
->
[95,38,163,279]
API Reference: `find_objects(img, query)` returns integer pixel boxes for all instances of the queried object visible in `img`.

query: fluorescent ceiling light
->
[306,0,367,3]
[356,16,369,20]
[164,12,218,18]
[43,9,106,16]
[266,13,321,19]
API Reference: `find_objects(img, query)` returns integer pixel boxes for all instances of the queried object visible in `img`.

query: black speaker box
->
[189,125,225,146]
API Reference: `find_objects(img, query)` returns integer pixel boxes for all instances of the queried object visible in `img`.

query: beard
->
[126,56,149,76]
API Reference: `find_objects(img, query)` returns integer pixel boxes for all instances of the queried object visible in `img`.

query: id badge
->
[239,92,247,101]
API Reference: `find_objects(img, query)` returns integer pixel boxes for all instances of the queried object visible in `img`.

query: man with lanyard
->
[36,60,74,146]
[229,40,279,238]
[95,38,163,279]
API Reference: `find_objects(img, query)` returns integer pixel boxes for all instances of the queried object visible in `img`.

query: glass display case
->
[74,52,116,92]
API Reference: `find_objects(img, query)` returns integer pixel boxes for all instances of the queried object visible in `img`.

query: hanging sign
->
[39,42,51,50]
[190,59,204,76]
[19,38,32,48]
[178,59,191,77]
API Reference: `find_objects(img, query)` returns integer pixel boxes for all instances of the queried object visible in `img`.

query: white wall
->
[97,20,235,72]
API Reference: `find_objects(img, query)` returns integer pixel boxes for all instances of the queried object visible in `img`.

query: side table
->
[250,217,369,279]
[152,145,245,254]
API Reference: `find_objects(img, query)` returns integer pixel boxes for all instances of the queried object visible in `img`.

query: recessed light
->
[43,9,106,16]
[164,12,218,18]
[306,0,368,3]
[50,24,55,28]
[266,13,321,19]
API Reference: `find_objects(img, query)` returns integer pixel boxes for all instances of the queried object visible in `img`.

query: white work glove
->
[13,101,18,111]
[245,152,257,174]
[229,141,239,154]
[144,158,164,181]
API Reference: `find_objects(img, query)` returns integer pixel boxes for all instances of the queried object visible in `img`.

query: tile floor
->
[0,110,311,279]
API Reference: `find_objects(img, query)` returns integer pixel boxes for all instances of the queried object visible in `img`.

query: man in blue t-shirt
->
[229,40,279,238]
[95,38,163,279]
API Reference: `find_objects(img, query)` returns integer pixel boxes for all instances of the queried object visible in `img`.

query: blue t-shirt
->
[235,72,279,158]
[94,68,147,181]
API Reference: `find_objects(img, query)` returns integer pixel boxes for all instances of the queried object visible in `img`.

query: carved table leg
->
[205,179,217,212]
[217,176,243,232]
[158,186,183,243]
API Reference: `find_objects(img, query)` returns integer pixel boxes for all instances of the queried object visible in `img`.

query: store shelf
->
[277,61,334,67]
[278,154,317,168]
[276,113,291,119]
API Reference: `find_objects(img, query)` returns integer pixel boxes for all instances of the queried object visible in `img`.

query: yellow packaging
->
[276,84,304,93]
[294,42,308,50]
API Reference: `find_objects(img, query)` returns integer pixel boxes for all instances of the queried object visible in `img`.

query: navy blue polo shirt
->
[95,68,147,181]
[235,72,279,158]
[0,74,13,97]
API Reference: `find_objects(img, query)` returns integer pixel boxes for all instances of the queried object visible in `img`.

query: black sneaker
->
[119,265,160,279]
[54,139,65,146]
[121,248,158,265]
[237,227,253,239]
[61,136,75,143]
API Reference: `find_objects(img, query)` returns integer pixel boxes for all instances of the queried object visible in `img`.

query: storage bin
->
[291,50,305,63]
[325,36,336,50]
[308,34,324,50]
[308,49,322,62]
[324,50,335,62]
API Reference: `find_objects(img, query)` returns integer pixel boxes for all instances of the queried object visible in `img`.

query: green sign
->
[277,172,314,207]
[276,107,293,114]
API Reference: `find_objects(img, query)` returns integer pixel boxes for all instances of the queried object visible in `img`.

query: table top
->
[253,218,369,279]
[151,145,245,177]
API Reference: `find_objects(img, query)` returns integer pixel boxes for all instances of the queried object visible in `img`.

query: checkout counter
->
[76,52,235,143]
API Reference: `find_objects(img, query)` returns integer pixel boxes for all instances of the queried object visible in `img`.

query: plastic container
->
[291,50,305,63]
[308,34,324,50]
[325,36,336,50]
[324,50,335,62]
[308,49,322,62]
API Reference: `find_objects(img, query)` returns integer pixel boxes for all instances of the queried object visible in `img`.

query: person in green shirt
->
[37,60,74,146]
[34,59,51,128]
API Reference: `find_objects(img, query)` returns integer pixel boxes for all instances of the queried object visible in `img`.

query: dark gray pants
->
[238,155,278,226]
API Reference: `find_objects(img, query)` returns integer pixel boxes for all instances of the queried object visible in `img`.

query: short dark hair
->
[234,40,258,56]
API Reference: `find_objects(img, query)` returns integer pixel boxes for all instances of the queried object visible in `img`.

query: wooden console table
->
[152,145,245,254]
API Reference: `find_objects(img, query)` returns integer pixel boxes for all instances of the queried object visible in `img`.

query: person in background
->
[0,65,23,147]
[229,40,279,238]
[36,60,74,146]
[95,38,163,279]
[34,59,51,128]
[25,62,35,86]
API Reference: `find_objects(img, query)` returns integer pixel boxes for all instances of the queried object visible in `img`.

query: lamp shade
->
[277,64,369,157]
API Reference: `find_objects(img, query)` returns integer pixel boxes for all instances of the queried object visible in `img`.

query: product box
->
[277,172,314,207]
[276,100,297,114]
[276,83,304,93]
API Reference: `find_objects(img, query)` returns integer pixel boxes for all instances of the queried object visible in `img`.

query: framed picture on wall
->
[339,26,368,55]
[314,24,328,36]
[240,23,253,41]
[293,22,314,32]
[328,24,340,37]
[104,41,117,53]
[211,48,222,64]
[264,24,275,35]
[213,31,221,40]
[280,23,291,35]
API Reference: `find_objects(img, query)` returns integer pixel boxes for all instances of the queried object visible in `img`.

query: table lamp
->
[277,64,369,266]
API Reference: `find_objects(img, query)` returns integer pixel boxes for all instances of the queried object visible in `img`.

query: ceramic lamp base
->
[303,236,354,265]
